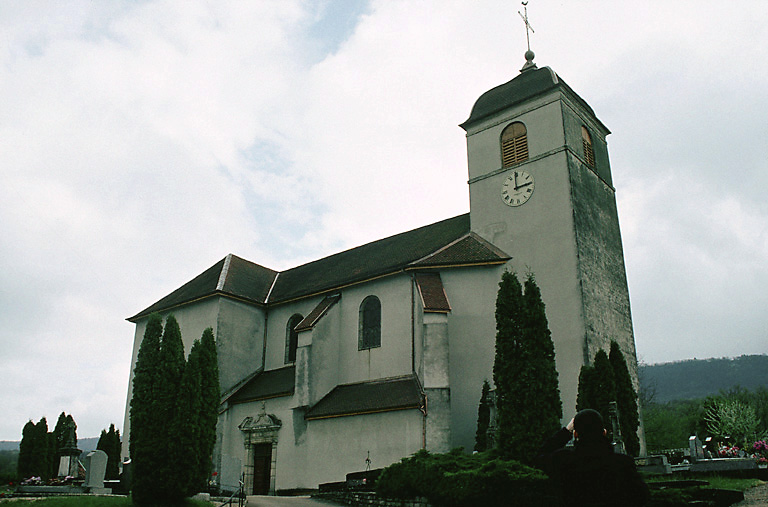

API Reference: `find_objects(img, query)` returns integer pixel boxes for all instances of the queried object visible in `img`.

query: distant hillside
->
[0,437,99,455]
[640,354,768,403]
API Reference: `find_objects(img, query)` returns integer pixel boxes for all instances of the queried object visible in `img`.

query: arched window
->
[359,296,381,350]
[581,126,595,167]
[285,314,303,363]
[501,122,529,167]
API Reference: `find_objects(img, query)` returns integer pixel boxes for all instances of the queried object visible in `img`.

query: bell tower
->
[460,51,640,415]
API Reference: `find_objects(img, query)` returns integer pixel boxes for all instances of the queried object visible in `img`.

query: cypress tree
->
[175,338,204,496]
[493,271,524,460]
[53,412,68,460]
[493,272,560,462]
[518,274,562,456]
[609,341,640,456]
[155,314,187,504]
[474,380,491,452]
[129,313,163,505]
[33,418,50,480]
[196,327,220,493]
[576,349,616,435]
[18,421,36,479]
[97,424,121,480]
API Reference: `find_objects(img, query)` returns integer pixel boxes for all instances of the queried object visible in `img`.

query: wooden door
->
[252,443,272,495]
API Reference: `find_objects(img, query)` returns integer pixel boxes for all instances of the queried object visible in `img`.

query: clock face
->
[501,170,534,207]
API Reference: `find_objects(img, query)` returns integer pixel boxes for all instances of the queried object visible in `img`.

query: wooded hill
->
[640,354,768,403]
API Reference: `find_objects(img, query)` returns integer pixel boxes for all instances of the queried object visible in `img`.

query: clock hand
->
[515,181,532,190]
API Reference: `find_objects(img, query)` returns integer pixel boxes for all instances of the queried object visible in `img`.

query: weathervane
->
[518,1,537,71]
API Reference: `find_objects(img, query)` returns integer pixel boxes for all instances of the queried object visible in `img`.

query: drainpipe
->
[261,306,268,371]
[411,272,416,373]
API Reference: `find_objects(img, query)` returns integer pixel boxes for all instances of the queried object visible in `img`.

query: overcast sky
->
[1,0,766,441]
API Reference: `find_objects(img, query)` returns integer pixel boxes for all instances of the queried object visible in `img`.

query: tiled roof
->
[409,232,510,268]
[129,213,511,320]
[305,375,423,420]
[295,294,341,332]
[128,254,277,321]
[227,366,295,405]
[414,273,450,313]
[460,66,606,133]
[268,214,474,303]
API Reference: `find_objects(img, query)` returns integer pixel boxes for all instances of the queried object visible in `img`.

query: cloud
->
[1,0,767,440]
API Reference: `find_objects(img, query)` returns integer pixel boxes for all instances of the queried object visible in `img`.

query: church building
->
[122,50,640,495]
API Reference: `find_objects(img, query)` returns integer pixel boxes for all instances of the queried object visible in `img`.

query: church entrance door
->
[252,443,272,495]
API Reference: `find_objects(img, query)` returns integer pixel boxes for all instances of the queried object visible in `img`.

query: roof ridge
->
[216,254,233,291]
[264,271,280,304]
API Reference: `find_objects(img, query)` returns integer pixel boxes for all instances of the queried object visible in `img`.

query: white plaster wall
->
[306,303,342,406]
[263,300,318,371]
[305,410,423,487]
[335,276,413,384]
[465,94,588,426]
[440,266,503,452]
[216,298,267,392]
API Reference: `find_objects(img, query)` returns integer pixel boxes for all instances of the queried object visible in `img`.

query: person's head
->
[573,409,606,441]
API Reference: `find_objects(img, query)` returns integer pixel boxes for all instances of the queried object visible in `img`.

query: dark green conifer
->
[577,349,617,435]
[17,421,36,479]
[175,338,204,496]
[155,314,187,504]
[474,380,491,452]
[493,270,524,460]
[129,312,163,505]
[33,418,50,480]
[493,272,560,462]
[609,341,640,456]
[97,424,121,480]
[196,327,220,492]
[519,274,562,454]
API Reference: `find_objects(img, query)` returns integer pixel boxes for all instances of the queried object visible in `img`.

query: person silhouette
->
[535,409,649,506]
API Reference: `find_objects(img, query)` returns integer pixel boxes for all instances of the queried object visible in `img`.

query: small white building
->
[122,55,641,494]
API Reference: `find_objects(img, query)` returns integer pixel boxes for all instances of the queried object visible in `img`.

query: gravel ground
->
[734,481,768,506]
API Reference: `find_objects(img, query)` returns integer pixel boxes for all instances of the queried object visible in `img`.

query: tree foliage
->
[97,424,122,480]
[17,421,36,479]
[576,349,616,436]
[474,380,491,452]
[493,271,561,462]
[130,316,220,505]
[196,327,220,492]
[129,313,163,505]
[609,341,640,456]
[704,398,760,448]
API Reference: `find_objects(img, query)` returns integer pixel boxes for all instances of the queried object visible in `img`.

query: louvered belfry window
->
[581,126,595,167]
[501,122,529,167]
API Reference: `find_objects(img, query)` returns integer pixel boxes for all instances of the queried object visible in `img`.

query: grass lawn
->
[0,496,213,506]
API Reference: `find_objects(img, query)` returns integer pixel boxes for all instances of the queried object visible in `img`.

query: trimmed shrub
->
[376,449,557,507]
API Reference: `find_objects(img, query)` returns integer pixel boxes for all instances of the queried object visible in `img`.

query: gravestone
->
[688,436,704,462]
[84,450,109,493]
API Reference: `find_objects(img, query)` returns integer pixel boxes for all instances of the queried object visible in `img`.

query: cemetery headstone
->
[84,450,109,493]
[688,436,704,462]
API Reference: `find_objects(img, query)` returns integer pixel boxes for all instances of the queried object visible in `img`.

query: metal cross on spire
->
[518,1,537,71]
[518,1,534,52]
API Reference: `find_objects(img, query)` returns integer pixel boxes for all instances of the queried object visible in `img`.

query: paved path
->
[733,481,768,506]
[244,496,342,507]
